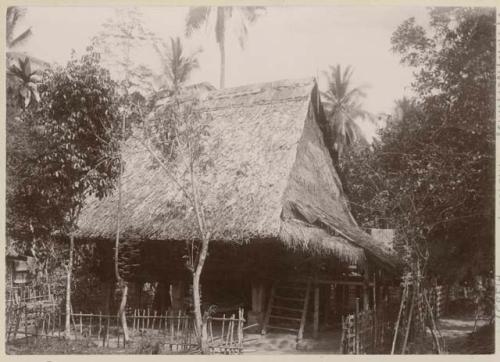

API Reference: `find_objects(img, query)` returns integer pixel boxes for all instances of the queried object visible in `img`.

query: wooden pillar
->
[323,284,331,327]
[104,279,114,315]
[170,281,185,312]
[248,281,266,329]
[363,268,370,311]
[313,284,320,339]
[343,285,348,315]
[153,282,171,313]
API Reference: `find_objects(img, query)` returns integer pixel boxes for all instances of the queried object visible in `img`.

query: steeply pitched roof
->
[76,78,398,271]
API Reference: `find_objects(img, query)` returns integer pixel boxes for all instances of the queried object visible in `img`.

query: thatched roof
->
[77,78,399,271]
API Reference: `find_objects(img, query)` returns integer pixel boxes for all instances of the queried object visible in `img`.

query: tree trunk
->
[113,114,129,341]
[193,237,210,354]
[118,281,129,342]
[218,37,226,89]
[64,234,74,339]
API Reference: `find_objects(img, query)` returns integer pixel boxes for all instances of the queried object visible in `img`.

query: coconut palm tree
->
[6,7,33,51]
[185,6,265,89]
[322,64,369,162]
[155,37,200,93]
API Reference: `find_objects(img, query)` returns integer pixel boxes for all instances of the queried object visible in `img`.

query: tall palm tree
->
[322,64,369,162]
[185,6,264,89]
[6,7,32,51]
[155,37,200,93]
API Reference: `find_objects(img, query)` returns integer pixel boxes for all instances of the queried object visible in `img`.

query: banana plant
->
[8,57,40,109]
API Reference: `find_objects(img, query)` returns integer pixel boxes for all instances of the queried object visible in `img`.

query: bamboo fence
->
[6,305,246,354]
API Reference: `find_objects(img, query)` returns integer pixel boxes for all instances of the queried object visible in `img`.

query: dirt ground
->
[6,318,495,354]
[242,330,342,354]
[439,317,494,354]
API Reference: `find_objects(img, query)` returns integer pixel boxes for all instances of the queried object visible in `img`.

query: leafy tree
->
[185,6,265,88]
[342,8,495,283]
[15,51,122,336]
[321,64,369,163]
[91,8,162,339]
[91,7,158,95]
[131,90,222,353]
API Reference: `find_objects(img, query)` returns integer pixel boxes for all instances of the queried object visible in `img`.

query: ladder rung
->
[272,306,303,313]
[274,296,305,302]
[269,315,302,322]
[266,325,299,333]
[276,285,307,291]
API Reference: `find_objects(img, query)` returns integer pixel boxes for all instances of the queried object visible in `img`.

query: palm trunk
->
[64,234,74,338]
[219,38,226,89]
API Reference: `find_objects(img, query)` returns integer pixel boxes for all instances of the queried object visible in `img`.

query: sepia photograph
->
[3,1,496,355]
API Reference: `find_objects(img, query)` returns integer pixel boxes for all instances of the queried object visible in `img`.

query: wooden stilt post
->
[24,305,28,344]
[355,298,360,354]
[313,284,320,339]
[98,312,102,340]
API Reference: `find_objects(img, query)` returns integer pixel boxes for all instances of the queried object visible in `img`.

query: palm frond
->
[185,7,211,37]
[240,6,265,24]
[9,28,33,49]
[238,20,248,49]
[6,7,31,49]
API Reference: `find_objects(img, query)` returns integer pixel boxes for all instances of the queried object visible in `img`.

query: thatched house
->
[76,78,399,336]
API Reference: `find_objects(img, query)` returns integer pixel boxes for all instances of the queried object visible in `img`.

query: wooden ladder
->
[261,279,311,341]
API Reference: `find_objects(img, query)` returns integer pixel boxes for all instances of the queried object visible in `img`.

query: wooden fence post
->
[373,274,377,350]
[24,305,28,344]
[355,298,360,354]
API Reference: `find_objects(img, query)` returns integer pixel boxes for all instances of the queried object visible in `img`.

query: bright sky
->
[15,5,430,138]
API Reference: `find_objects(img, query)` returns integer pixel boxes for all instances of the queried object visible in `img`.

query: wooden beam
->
[285,277,374,287]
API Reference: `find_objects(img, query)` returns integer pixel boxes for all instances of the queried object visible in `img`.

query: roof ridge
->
[200,95,310,112]
[206,77,315,96]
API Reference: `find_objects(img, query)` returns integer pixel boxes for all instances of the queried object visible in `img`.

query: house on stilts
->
[76,78,400,342]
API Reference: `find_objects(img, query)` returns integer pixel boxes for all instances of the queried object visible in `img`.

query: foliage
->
[341,8,495,282]
[8,51,122,250]
[321,64,369,162]
[185,6,265,88]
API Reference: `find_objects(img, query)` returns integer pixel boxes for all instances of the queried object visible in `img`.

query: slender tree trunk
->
[114,115,129,342]
[192,236,210,353]
[219,38,226,89]
[64,234,74,339]
[118,281,129,341]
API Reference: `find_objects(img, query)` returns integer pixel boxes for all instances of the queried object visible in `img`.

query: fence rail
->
[6,305,245,354]
[6,284,58,306]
